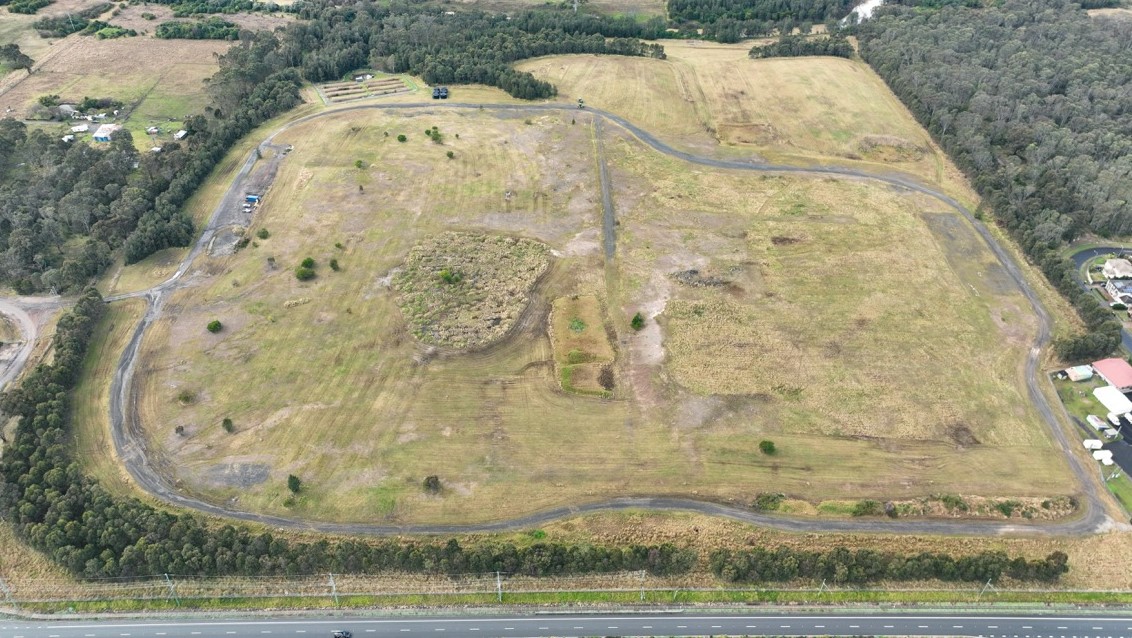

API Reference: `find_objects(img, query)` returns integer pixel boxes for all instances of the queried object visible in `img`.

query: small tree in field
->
[222,417,234,433]
[287,474,302,494]
[630,312,645,331]
[759,440,776,455]
[423,475,441,493]
[301,257,315,269]
[329,258,340,271]
[206,320,222,333]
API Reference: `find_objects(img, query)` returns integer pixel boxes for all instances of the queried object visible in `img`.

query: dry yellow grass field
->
[0,36,227,120]
[117,106,1077,525]
[515,42,979,206]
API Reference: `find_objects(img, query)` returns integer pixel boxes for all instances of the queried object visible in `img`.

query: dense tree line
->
[137,0,294,17]
[6,2,673,284]
[0,43,34,70]
[0,122,140,292]
[0,291,695,578]
[749,33,852,58]
[155,17,241,40]
[711,547,1069,584]
[668,0,852,24]
[32,3,112,37]
[6,0,53,15]
[857,0,1132,361]
[0,294,1072,582]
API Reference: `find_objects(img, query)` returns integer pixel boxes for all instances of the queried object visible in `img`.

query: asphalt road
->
[91,102,1107,536]
[5,613,1132,638]
[1067,247,1132,354]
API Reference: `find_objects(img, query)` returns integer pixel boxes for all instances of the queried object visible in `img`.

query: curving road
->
[0,296,69,392]
[100,102,1108,537]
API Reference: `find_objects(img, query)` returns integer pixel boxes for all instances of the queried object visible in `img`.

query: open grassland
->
[604,125,1075,501]
[70,299,149,498]
[0,35,227,149]
[133,109,656,523]
[516,43,978,206]
[116,108,1080,525]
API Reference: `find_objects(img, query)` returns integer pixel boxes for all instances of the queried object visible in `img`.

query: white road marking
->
[540,628,550,630]
[921,626,931,628]
[816,625,825,628]
[642,626,651,629]
[435,629,445,632]
[470,630,479,632]
[850,626,860,629]
[885,625,895,628]
[678,626,687,629]
[401,630,410,632]
[574,627,584,630]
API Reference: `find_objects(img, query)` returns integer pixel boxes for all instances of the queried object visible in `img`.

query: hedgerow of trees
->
[0,44,34,70]
[5,0,52,15]
[32,3,112,37]
[856,0,1132,361]
[155,17,241,40]
[749,33,853,59]
[711,547,1069,584]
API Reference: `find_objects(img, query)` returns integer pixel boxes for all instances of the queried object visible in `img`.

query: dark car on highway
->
[332,631,352,638]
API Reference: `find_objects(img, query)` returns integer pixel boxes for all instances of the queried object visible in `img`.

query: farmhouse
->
[1103,258,1132,279]
[92,124,122,142]
[1106,279,1132,305]
[1093,385,1132,415]
[1094,358,1132,391]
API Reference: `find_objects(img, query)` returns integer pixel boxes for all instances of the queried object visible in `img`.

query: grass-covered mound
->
[394,232,551,349]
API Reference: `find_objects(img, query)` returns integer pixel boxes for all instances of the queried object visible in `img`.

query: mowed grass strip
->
[70,298,148,498]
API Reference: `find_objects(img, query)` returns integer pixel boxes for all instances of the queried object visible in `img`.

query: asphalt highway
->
[4,613,1132,638]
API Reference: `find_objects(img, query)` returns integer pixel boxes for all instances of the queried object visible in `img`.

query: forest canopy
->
[857,0,1132,360]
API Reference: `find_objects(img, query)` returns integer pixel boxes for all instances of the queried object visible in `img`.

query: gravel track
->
[93,102,1108,537]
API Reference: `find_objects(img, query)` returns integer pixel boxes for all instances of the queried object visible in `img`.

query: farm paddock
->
[123,107,1074,525]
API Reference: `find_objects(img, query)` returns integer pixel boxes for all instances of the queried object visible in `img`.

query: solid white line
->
[45,616,1132,630]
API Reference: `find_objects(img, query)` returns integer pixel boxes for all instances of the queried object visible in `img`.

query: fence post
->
[163,573,179,606]
[639,571,645,602]
[328,573,339,605]
[495,571,502,603]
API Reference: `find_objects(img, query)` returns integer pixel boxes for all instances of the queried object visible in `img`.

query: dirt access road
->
[80,102,1117,536]
[0,296,69,392]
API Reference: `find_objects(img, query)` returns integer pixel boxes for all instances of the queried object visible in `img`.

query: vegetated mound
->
[393,232,550,349]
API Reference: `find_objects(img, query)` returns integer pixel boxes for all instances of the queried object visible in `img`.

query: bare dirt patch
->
[393,232,551,349]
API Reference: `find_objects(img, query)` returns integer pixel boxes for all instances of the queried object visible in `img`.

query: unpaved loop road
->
[100,102,1109,537]
[0,296,69,392]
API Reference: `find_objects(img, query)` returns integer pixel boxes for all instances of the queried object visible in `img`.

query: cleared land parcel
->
[123,105,1075,525]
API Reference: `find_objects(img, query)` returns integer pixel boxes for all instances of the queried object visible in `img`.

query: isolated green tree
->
[423,475,441,493]
[287,474,302,494]
[759,440,776,455]
[630,312,645,331]
[206,320,222,333]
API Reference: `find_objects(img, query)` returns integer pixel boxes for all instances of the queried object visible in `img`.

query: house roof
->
[1066,364,1094,381]
[1093,385,1132,414]
[1104,259,1132,278]
[1093,358,1132,388]
[92,123,121,139]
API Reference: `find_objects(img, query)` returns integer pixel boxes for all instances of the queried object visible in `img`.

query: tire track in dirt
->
[98,102,1108,537]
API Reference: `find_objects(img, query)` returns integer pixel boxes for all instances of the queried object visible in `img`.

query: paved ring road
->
[101,101,1109,537]
[5,612,1132,638]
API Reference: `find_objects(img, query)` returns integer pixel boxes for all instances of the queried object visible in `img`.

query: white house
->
[1103,258,1132,279]
[92,123,122,142]
[1107,279,1132,305]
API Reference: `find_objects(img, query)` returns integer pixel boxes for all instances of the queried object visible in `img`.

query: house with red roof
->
[1092,358,1132,392]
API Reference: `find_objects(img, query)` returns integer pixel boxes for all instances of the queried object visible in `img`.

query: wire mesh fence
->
[1,571,1129,606]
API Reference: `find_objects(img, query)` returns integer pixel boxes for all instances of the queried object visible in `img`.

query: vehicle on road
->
[332,631,352,638]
